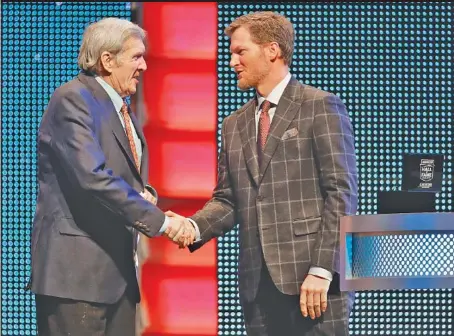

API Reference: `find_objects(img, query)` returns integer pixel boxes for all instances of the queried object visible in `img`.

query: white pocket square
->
[282,127,298,140]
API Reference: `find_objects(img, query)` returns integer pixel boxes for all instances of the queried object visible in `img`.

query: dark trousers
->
[243,265,354,336]
[35,288,136,336]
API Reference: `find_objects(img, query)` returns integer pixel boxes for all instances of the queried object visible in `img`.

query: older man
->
[29,18,193,335]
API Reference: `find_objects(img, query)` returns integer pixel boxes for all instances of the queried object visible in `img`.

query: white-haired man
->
[29,18,195,335]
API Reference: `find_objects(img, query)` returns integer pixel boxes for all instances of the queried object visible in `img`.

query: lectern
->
[340,212,454,291]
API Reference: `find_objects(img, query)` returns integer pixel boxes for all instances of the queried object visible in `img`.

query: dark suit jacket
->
[190,77,358,302]
[30,72,165,304]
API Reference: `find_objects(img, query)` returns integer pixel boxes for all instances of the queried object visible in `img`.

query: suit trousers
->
[35,286,136,336]
[242,263,354,336]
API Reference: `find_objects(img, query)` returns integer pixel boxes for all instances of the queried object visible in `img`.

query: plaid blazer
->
[190,77,358,301]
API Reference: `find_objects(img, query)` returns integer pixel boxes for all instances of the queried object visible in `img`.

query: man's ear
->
[267,42,281,62]
[100,51,114,74]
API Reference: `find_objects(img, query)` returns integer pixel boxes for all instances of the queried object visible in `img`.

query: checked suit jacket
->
[190,77,358,302]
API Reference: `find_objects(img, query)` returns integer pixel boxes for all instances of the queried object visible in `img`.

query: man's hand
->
[165,210,195,248]
[140,189,157,205]
[163,215,188,245]
[300,274,330,319]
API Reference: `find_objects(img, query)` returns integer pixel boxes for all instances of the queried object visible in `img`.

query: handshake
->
[140,189,196,249]
[163,211,197,248]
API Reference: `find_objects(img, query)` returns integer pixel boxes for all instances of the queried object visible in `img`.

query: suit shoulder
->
[299,83,340,103]
[229,98,255,118]
[220,97,254,129]
[51,77,87,101]
[43,77,92,125]
[220,114,235,132]
[298,83,350,118]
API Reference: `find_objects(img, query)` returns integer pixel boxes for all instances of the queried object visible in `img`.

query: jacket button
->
[257,196,264,202]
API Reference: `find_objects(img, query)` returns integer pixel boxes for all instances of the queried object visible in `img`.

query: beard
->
[237,54,270,91]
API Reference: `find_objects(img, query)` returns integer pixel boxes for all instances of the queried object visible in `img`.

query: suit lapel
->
[77,72,142,182]
[237,99,260,187]
[258,78,303,183]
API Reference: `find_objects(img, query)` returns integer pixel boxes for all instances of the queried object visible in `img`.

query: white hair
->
[77,17,146,73]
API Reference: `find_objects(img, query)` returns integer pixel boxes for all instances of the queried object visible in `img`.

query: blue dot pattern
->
[217,3,452,335]
[1,3,131,335]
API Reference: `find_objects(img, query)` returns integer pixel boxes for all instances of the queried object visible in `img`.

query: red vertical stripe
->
[140,2,218,335]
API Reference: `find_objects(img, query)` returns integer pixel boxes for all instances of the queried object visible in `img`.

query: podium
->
[340,212,454,291]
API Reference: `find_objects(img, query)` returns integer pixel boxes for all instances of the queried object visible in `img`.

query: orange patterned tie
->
[257,100,271,164]
[120,101,140,171]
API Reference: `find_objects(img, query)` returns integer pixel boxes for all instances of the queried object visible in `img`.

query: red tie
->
[120,101,140,171]
[257,100,271,161]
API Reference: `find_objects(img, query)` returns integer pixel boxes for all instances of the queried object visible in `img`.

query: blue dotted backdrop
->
[216,3,452,335]
[1,3,131,335]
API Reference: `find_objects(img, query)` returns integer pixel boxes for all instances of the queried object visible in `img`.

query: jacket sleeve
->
[311,93,358,273]
[189,119,237,252]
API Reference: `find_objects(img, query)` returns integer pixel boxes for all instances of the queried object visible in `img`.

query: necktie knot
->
[261,100,271,114]
[257,100,272,164]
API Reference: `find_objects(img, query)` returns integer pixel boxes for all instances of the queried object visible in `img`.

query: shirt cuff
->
[145,184,158,200]
[158,215,169,235]
[187,218,201,242]
[308,267,333,281]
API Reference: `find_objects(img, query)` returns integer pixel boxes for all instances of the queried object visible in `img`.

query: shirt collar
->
[94,76,124,113]
[256,72,292,110]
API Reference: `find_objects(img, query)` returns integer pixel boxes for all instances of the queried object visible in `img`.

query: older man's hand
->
[165,210,195,248]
